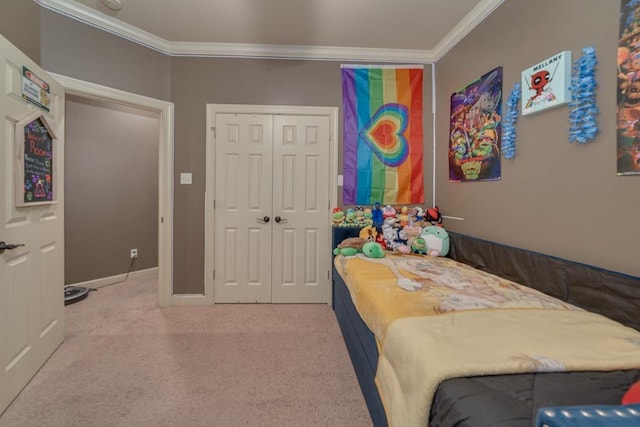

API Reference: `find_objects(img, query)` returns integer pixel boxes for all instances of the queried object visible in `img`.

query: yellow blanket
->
[334,254,640,427]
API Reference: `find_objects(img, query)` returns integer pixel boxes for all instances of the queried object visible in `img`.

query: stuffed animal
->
[411,237,428,255]
[395,244,412,254]
[333,237,367,256]
[371,202,384,229]
[362,208,373,226]
[344,208,357,225]
[359,225,378,241]
[410,206,424,222]
[381,222,399,249]
[421,226,450,257]
[402,224,423,248]
[362,242,385,258]
[425,206,443,226]
[382,204,397,219]
[397,206,410,227]
[332,208,345,226]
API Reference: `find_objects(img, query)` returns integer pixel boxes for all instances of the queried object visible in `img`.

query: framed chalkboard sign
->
[15,112,57,206]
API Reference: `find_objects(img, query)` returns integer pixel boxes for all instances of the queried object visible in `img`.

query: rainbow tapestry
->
[341,65,424,205]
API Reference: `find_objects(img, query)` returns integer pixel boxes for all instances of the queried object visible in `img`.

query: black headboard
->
[447,232,640,331]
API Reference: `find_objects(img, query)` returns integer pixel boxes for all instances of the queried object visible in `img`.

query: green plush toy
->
[333,237,367,256]
[362,242,385,258]
[411,237,428,255]
[421,226,450,257]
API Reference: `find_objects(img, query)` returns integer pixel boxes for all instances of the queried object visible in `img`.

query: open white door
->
[0,36,65,414]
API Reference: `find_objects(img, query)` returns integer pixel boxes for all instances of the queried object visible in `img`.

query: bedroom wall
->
[435,1,640,278]
[64,96,159,285]
[0,0,41,63]
[170,58,433,294]
[28,5,434,294]
[39,9,171,101]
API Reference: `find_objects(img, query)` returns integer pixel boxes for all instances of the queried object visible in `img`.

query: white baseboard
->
[66,267,159,289]
[167,294,211,306]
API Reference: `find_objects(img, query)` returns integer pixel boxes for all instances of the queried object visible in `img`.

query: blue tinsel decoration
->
[502,82,521,159]
[568,46,599,144]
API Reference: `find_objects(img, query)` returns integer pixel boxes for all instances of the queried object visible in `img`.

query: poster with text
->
[521,51,571,116]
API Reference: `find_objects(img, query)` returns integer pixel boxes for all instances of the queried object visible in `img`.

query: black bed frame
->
[331,227,640,426]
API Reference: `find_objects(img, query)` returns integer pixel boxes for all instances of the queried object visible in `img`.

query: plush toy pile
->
[332,204,450,258]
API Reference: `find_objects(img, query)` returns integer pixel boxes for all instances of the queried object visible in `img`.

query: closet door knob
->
[0,241,25,254]
[274,216,288,224]
[256,216,270,223]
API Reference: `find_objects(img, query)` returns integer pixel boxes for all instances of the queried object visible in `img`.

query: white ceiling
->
[35,0,504,62]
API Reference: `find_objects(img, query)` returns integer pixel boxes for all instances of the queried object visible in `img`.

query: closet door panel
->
[214,114,272,303]
[272,115,330,303]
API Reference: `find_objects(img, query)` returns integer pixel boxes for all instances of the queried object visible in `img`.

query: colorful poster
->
[449,66,503,182]
[341,65,424,205]
[617,0,640,175]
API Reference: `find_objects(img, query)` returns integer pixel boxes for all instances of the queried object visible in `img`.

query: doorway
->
[205,105,339,304]
[51,73,175,307]
[64,95,159,288]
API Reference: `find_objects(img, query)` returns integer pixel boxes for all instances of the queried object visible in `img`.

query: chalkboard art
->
[21,116,55,204]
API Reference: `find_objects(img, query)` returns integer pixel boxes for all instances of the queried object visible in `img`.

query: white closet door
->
[271,115,331,303]
[214,113,273,303]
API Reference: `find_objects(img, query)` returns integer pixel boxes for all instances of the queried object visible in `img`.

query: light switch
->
[180,173,192,185]
[337,174,344,186]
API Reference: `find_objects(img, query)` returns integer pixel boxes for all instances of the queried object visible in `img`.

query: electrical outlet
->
[130,248,138,259]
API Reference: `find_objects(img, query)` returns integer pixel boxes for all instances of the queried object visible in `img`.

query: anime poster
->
[618,0,640,175]
[521,51,571,116]
[449,66,502,182]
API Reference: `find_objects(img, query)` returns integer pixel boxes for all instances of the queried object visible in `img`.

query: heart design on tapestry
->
[360,103,410,167]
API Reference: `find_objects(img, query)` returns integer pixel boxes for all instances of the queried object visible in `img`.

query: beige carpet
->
[0,274,371,426]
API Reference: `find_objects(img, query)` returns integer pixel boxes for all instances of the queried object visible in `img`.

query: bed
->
[331,227,640,427]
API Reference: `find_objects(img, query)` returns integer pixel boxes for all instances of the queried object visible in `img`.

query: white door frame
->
[205,104,339,304]
[50,73,175,307]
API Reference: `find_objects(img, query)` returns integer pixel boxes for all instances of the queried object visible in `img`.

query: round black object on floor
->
[64,286,90,305]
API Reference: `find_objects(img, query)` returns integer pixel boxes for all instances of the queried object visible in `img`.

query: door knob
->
[256,216,270,223]
[274,216,288,224]
[0,241,25,254]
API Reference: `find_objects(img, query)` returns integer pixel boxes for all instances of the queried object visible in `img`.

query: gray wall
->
[435,0,640,277]
[65,96,159,284]
[0,0,41,63]
[170,58,433,293]
[40,9,170,101]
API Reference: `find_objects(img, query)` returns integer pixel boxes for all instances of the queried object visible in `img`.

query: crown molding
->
[167,41,433,63]
[35,0,172,53]
[35,0,500,63]
[432,0,505,61]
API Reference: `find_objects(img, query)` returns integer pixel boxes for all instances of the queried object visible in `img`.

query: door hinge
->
[213,269,215,280]
[213,199,216,209]
[211,126,216,139]
[327,270,330,280]
[161,217,164,223]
